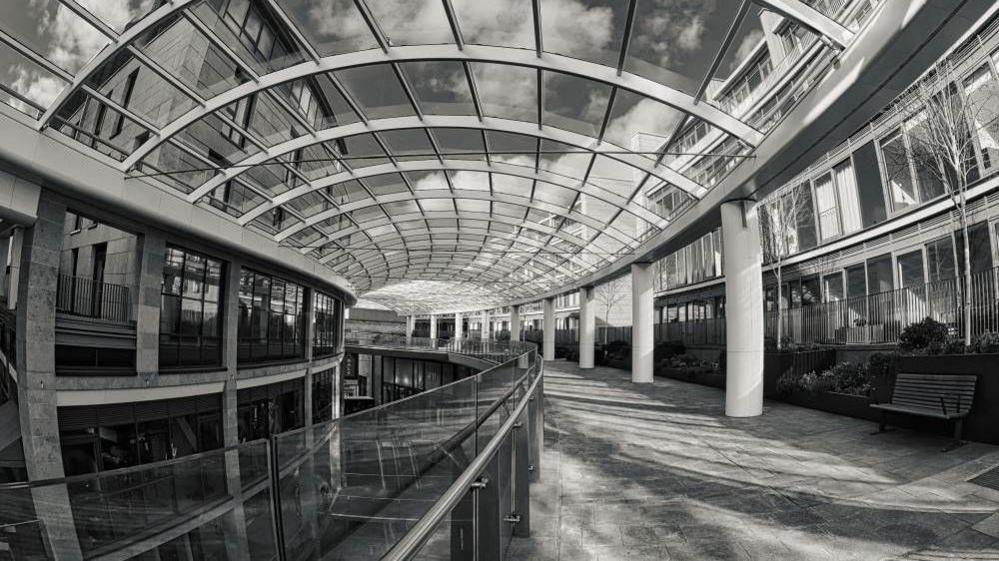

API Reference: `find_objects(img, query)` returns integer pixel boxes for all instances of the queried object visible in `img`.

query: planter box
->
[655,365,724,388]
[782,391,880,422]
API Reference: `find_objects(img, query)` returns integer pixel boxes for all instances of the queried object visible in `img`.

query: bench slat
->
[873,373,978,423]
[870,403,968,419]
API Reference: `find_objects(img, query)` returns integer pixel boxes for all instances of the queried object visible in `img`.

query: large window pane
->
[854,141,887,227]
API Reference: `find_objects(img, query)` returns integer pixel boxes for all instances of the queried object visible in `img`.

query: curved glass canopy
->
[0,0,855,312]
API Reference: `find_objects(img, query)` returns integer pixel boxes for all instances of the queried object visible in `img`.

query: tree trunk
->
[963,213,972,347]
[776,263,784,349]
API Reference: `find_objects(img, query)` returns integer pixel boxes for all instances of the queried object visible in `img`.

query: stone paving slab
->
[508,361,999,561]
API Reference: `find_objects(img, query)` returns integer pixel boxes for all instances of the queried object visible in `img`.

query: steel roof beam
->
[120,43,763,169]
[182,115,707,202]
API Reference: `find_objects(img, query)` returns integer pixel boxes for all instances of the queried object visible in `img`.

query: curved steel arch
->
[345,252,569,285]
[245,159,666,229]
[334,231,602,273]
[184,115,706,203]
[317,211,598,263]
[277,188,658,245]
[119,43,765,171]
[339,248,574,289]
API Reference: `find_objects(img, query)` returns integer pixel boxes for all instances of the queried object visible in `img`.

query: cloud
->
[731,29,764,72]
[12,66,64,108]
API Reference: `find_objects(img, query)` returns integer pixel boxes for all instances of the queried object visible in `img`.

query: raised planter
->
[655,365,724,388]
[781,390,880,422]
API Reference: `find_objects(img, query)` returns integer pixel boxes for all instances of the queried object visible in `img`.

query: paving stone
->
[519,361,999,560]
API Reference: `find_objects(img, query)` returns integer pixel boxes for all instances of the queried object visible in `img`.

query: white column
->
[579,286,595,369]
[721,200,764,417]
[543,297,555,361]
[406,315,415,344]
[632,264,654,383]
[510,306,521,341]
[429,314,438,341]
[480,310,489,340]
[454,312,464,340]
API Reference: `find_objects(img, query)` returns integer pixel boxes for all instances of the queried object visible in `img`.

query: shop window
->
[237,379,304,441]
[58,395,222,476]
[160,246,225,369]
[237,269,306,364]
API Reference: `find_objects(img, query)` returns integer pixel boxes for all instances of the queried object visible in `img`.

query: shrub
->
[603,340,630,358]
[495,330,511,342]
[866,352,897,380]
[973,331,999,354]
[653,340,685,362]
[777,361,873,397]
[668,353,706,368]
[898,317,948,354]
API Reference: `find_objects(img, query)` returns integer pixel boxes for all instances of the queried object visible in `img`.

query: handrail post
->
[512,410,531,538]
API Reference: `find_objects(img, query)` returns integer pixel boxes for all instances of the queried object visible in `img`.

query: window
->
[237,379,304,441]
[823,272,844,301]
[791,184,818,251]
[866,255,894,294]
[313,290,343,358]
[881,130,917,211]
[964,63,999,173]
[813,172,840,240]
[237,269,306,363]
[160,246,224,369]
[854,141,887,227]
[312,368,335,424]
[846,265,866,299]
[958,222,993,275]
[832,159,863,234]
[896,250,925,289]
[59,395,222,476]
[925,236,956,283]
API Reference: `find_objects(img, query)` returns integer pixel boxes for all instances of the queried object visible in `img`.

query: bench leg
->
[942,419,967,452]
[871,411,888,435]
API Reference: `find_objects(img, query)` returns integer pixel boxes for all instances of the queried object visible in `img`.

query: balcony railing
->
[346,333,537,364]
[765,268,999,345]
[0,341,543,561]
[55,274,133,325]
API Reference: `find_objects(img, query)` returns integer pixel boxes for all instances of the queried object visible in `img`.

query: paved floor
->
[509,360,999,561]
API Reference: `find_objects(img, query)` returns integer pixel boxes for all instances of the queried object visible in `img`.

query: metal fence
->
[55,274,133,324]
[765,268,999,345]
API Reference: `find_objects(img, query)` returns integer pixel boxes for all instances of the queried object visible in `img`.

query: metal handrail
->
[380,358,545,561]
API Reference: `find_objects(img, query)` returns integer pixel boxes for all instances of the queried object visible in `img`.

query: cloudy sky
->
[0,0,777,306]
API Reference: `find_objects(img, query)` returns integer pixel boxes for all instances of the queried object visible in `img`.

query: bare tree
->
[883,59,999,346]
[594,277,628,343]
[759,183,809,349]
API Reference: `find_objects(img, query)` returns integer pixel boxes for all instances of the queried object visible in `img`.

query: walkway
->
[510,361,999,560]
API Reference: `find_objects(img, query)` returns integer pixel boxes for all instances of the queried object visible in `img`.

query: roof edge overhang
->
[0,107,358,306]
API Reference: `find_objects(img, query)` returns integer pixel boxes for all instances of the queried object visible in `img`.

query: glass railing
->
[0,343,543,561]
[346,334,537,364]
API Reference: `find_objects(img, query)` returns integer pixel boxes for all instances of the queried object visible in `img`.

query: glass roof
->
[0,0,854,313]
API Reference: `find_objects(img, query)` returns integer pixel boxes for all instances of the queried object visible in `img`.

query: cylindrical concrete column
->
[429,314,438,340]
[454,312,464,340]
[632,264,654,383]
[480,310,489,340]
[579,286,595,369]
[510,306,521,342]
[406,315,415,344]
[543,298,555,361]
[721,200,764,417]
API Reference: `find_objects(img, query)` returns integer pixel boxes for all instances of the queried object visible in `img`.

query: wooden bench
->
[870,373,977,444]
